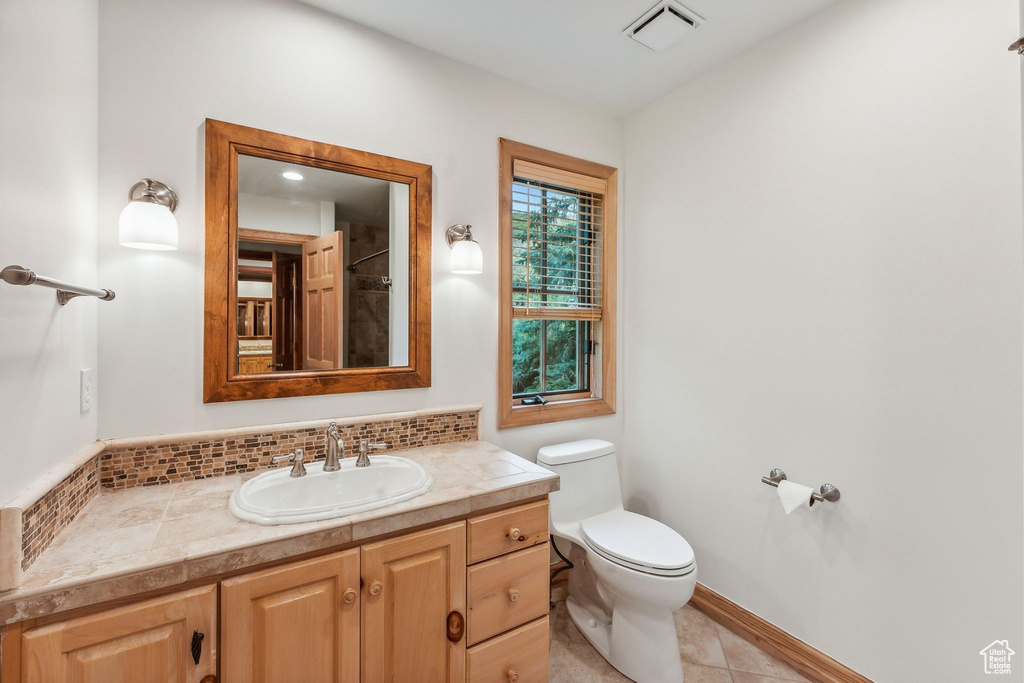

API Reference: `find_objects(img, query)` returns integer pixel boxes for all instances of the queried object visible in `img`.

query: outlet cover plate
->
[80,368,94,413]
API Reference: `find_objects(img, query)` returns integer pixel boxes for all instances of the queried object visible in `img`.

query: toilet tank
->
[537,439,624,543]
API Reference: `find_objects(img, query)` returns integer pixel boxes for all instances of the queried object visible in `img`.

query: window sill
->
[498,395,615,430]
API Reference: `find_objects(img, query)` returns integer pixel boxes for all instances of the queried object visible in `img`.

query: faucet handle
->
[272,448,307,478]
[354,441,385,467]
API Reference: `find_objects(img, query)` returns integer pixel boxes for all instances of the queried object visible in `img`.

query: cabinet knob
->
[508,526,526,542]
[200,677,218,683]
[447,610,465,643]
[368,580,383,597]
[507,669,520,683]
[508,588,520,603]
[343,587,357,604]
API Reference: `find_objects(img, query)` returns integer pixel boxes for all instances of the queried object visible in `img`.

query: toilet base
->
[566,587,686,683]
[566,595,612,660]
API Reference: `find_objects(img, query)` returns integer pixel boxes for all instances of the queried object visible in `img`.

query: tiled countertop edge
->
[0,470,556,626]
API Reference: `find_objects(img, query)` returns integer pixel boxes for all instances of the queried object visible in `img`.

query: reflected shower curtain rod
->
[346,248,390,272]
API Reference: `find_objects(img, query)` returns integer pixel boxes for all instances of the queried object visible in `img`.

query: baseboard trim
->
[690,583,873,683]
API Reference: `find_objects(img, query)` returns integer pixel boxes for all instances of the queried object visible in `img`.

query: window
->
[498,139,617,428]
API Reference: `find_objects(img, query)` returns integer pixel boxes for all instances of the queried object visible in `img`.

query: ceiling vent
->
[624,1,705,52]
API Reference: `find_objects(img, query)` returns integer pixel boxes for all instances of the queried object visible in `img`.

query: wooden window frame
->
[498,139,617,429]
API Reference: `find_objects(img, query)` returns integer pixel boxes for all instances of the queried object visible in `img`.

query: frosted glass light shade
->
[119,201,179,250]
[451,239,482,274]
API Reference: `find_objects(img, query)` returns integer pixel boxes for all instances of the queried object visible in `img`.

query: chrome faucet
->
[325,422,344,472]
[356,440,387,467]
[272,448,307,478]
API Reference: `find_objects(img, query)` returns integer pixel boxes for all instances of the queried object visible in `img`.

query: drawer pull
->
[368,580,383,597]
[190,630,204,665]
[508,588,520,603]
[508,527,526,542]
[343,587,357,604]
[507,669,520,683]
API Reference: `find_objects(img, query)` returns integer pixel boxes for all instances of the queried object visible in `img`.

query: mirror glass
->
[234,155,410,374]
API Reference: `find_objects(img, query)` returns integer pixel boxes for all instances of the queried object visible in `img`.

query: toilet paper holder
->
[761,468,840,505]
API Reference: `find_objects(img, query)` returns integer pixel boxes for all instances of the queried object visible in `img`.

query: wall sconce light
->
[118,178,179,250]
[445,224,482,274]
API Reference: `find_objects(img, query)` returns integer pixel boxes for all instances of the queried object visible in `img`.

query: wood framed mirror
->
[203,119,431,402]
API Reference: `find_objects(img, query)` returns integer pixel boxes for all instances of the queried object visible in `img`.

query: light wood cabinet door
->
[20,584,216,683]
[221,549,360,683]
[361,522,467,683]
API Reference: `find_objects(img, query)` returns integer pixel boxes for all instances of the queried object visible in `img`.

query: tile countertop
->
[0,440,558,626]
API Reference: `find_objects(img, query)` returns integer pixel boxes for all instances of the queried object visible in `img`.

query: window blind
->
[511,160,605,321]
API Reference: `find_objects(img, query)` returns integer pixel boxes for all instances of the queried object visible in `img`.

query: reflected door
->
[273,252,302,372]
[303,232,344,370]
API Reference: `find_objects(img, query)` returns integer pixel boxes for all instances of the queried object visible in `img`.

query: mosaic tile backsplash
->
[100,411,478,489]
[21,460,99,571]
[16,409,479,575]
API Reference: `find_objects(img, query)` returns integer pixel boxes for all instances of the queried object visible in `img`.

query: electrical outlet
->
[80,368,94,413]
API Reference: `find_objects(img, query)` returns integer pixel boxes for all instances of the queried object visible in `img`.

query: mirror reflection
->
[234,155,410,374]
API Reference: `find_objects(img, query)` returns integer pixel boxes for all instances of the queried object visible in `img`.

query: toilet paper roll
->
[777,480,815,514]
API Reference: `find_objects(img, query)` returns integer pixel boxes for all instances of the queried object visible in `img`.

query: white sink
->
[229,455,433,525]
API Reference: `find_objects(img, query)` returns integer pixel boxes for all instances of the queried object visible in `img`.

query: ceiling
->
[238,155,392,226]
[299,0,837,118]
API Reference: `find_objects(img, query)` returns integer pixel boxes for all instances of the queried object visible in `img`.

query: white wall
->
[0,0,98,505]
[622,0,1024,680]
[237,192,321,235]
[96,0,624,460]
[237,280,273,298]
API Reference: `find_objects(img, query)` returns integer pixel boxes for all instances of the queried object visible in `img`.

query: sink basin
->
[229,455,433,525]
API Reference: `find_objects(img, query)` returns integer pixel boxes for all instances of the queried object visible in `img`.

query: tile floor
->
[549,585,811,683]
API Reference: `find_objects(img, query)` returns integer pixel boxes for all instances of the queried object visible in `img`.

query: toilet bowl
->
[538,439,697,683]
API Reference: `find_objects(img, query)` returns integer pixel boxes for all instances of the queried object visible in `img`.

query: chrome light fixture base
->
[128,178,178,212]
[445,223,474,247]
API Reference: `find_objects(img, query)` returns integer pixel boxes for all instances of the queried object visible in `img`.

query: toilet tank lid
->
[537,439,615,465]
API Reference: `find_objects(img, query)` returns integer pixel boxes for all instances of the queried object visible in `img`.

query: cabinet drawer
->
[467,616,549,683]
[468,500,549,564]
[468,543,549,645]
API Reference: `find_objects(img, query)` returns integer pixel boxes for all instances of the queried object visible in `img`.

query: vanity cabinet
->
[237,354,273,373]
[5,500,551,683]
[221,549,360,683]
[361,522,467,682]
[18,585,217,683]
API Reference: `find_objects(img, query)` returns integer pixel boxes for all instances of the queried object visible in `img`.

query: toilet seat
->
[580,510,695,577]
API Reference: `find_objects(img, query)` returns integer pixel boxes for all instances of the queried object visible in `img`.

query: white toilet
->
[538,439,696,683]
